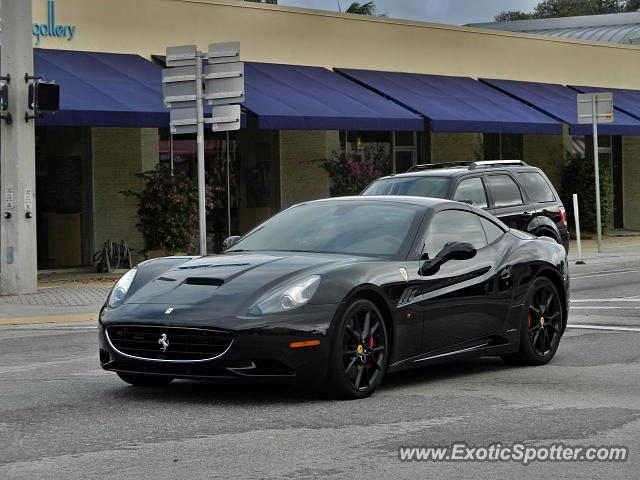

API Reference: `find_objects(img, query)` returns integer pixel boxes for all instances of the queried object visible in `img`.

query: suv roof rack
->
[469,160,528,170]
[407,161,473,172]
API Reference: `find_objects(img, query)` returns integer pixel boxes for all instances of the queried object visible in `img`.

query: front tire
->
[116,372,174,387]
[325,299,389,399]
[503,277,563,365]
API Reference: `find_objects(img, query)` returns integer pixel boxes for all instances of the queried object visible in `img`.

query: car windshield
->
[229,202,421,258]
[362,176,451,198]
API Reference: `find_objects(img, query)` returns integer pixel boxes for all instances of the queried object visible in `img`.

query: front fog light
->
[250,275,321,315]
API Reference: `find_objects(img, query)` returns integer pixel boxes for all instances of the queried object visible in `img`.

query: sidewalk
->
[568,233,640,274]
[0,270,121,325]
[1,235,639,326]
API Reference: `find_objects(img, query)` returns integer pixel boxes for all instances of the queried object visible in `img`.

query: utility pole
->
[1,0,38,295]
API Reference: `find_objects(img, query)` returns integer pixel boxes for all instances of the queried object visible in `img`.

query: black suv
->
[362,160,569,251]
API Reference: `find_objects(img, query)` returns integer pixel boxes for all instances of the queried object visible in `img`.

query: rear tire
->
[502,277,563,366]
[116,372,174,386]
[325,299,389,399]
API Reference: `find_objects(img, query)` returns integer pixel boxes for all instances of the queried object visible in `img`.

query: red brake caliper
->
[366,336,375,369]
[528,313,533,328]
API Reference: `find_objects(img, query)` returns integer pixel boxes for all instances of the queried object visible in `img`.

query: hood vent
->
[185,277,224,287]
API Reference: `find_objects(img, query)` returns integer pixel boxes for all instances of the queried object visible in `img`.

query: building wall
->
[622,137,640,230]
[279,130,338,208]
[430,132,483,163]
[91,128,159,262]
[31,0,640,90]
[522,132,569,194]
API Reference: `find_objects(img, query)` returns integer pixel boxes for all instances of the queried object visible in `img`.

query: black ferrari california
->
[99,196,569,398]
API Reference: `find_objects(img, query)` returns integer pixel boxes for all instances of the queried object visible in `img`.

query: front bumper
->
[98,303,339,386]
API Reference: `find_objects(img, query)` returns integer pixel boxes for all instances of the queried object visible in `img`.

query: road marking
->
[567,324,640,332]
[0,355,96,374]
[570,306,640,310]
[572,268,640,280]
[571,299,640,303]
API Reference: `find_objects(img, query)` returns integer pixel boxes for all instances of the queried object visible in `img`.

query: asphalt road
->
[1,266,639,479]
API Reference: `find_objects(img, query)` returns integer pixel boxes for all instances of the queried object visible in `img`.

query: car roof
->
[375,164,544,180]
[292,196,509,229]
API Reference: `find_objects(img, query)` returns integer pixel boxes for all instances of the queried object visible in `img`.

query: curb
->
[0,313,98,326]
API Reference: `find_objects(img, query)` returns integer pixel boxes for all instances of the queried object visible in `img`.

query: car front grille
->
[106,325,233,362]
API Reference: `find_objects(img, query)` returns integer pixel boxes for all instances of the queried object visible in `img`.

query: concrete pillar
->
[91,128,159,263]
[522,133,567,195]
[0,0,37,294]
[622,136,640,230]
[430,132,483,163]
[279,130,338,208]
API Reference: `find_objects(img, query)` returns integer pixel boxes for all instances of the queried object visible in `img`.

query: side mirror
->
[419,242,477,276]
[222,235,242,252]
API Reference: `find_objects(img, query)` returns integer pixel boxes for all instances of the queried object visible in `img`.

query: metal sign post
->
[577,92,613,254]
[163,42,243,255]
[0,0,38,295]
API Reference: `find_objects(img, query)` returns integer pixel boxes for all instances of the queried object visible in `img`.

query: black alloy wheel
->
[502,276,563,365]
[326,299,388,399]
[527,282,562,357]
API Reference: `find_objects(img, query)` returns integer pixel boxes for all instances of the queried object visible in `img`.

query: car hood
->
[124,252,361,310]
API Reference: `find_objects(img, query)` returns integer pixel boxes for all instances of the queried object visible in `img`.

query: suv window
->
[480,217,505,244]
[423,210,488,259]
[362,176,450,198]
[453,177,488,209]
[516,172,556,203]
[485,174,523,208]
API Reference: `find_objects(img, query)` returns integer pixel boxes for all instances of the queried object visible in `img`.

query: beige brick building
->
[15,0,640,267]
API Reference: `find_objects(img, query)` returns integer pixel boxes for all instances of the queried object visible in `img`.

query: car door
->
[485,173,534,231]
[414,209,506,354]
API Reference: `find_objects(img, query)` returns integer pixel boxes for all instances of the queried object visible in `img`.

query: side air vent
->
[185,277,224,287]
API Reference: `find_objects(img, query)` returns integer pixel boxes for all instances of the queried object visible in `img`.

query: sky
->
[278,0,542,25]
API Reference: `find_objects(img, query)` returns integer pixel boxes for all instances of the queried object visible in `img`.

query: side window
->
[480,217,506,244]
[486,174,523,208]
[424,210,488,259]
[515,172,556,203]
[453,177,488,209]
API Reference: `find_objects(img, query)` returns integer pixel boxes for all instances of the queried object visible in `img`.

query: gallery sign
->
[32,0,77,45]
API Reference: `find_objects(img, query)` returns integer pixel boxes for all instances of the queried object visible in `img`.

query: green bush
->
[123,164,217,252]
[321,144,392,197]
[560,154,613,234]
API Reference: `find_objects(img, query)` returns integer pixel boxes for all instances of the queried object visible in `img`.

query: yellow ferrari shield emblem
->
[357,345,364,354]
[540,317,545,325]
[399,268,409,282]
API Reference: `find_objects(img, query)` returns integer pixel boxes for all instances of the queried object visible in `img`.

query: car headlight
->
[108,268,138,308]
[249,275,321,315]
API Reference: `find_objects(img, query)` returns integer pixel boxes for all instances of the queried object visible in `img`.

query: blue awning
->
[152,58,422,131]
[482,79,640,136]
[335,68,562,135]
[35,49,169,127]
[571,85,640,122]
[243,62,423,131]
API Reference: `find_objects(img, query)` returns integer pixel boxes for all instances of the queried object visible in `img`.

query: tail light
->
[559,206,568,229]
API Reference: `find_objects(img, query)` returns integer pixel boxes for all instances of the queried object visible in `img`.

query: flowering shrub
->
[123,164,217,253]
[322,144,392,197]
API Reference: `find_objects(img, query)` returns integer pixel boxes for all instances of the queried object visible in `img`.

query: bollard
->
[573,193,585,265]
